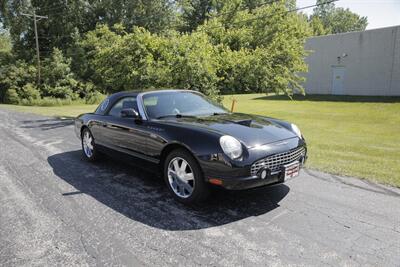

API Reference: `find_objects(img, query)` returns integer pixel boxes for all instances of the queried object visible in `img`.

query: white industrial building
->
[304,25,400,96]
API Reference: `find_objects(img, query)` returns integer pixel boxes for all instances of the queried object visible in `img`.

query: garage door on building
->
[332,66,346,95]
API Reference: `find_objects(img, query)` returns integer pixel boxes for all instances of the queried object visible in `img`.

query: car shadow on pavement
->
[48,150,290,231]
[21,118,74,131]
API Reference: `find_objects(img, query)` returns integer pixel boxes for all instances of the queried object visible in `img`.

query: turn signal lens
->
[209,178,223,185]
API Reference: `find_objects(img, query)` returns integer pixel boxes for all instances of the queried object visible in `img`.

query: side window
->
[108,97,137,117]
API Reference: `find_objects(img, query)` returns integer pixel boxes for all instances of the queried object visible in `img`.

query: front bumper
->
[207,172,286,190]
[205,163,304,190]
[199,140,307,190]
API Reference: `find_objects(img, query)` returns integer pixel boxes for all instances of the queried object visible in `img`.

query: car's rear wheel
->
[164,149,210,204]
[81,128,99,161]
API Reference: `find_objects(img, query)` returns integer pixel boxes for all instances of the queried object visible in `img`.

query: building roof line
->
[308,25,400,40]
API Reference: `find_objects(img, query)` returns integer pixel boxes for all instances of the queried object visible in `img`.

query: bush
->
[164,31,220,99]
[85,91,106,104]
[20,83,41,100]
[19,97,81,107]
[81,25,220,99]
[4,88,20,104]
[200,2,311,96]
[0,60,37,102]
[42,84,77,99]
[1,1,311,105]
[3,83,40,104]
[41,48,80,99]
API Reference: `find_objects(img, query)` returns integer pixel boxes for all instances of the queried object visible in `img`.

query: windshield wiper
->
[211,112,229,116]
[156,114,196,119]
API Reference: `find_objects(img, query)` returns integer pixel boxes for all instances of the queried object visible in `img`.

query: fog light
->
[260,170,267,179]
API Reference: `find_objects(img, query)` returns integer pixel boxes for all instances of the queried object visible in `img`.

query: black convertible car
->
[75,90,307,203]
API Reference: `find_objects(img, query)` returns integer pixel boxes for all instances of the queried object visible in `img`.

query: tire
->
[81,128,100,162]
[164,148,210,204]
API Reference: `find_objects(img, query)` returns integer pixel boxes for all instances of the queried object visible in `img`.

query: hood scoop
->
[231,119,253,127]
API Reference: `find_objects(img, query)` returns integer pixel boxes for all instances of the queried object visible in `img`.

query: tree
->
[309,16,329,36]
[313,0,335,20]
[0,0,178,60]
[310,0,367,35]
[41,48,79,99]
[178,0,217,32]
[201,1,311,95]
[0,30,11,57]
[80,25,220,98]
[0,60,37,103]
[328,8,368,34]
[178,0,298,32]
[1,0,312,101]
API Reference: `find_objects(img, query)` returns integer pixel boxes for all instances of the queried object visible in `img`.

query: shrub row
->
[0,2,310,104]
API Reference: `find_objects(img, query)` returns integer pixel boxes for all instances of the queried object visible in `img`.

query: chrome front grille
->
[250,146,305,176]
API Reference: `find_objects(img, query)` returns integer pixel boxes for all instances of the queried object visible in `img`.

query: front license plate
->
[284,161,300,179]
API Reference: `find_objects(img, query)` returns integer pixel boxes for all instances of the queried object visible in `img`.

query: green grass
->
[1,93,400,187]
[223,94,400,187]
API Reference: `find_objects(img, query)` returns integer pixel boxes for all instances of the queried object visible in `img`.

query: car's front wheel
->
[81,128,99,161]
[164,149,210,204]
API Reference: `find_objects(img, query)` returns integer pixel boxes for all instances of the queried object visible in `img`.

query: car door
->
[88,98,111,146]
[102,96,149,157]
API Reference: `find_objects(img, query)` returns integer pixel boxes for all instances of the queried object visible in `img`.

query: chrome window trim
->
[136,92,148,120]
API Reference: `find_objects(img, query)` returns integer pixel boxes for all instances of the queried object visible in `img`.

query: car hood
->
[163,113,298,148]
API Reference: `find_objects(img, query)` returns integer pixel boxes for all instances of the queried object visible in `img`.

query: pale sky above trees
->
[298,0,400,30]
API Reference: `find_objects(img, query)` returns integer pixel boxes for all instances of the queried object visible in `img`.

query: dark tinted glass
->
[108,97,137,117]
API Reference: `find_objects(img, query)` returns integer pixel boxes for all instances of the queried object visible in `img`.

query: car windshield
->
[142,91,228,119]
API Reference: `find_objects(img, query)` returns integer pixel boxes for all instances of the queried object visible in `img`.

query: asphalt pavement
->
[0,107,399,266]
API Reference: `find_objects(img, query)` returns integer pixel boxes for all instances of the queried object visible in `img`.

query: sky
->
[297,0,400,30]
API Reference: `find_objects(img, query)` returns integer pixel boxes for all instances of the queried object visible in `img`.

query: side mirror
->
[121,108,140,119]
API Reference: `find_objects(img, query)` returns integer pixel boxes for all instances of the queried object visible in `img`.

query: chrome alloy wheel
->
[82,131,94,158]
[167,157,195,198]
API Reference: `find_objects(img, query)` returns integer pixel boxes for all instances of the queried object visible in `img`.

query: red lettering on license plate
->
[284,162,300,179]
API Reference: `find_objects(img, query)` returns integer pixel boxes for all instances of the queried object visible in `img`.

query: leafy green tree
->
[0,30,12,66]
[41,48,79,99]
[178,0,217,32]
[0,31,11,52]
[80,25,220,98]
[80,25,162,92]
[311,0,367,35]
[0,60,37,103]
[165,31,220,98]
[309,16,329,36]
[202,1,311,95]
[0,0,177,60]
[313,0,335,20]
[328,8,368,34]
[1,0,312,101]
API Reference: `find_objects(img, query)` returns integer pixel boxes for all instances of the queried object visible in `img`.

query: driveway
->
[0,108,399,266]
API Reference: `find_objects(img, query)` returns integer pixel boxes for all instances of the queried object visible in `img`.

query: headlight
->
[219,135,243,160]
[291,124,302,138]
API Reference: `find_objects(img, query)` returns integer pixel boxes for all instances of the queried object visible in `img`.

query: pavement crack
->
[79,234,97,262]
